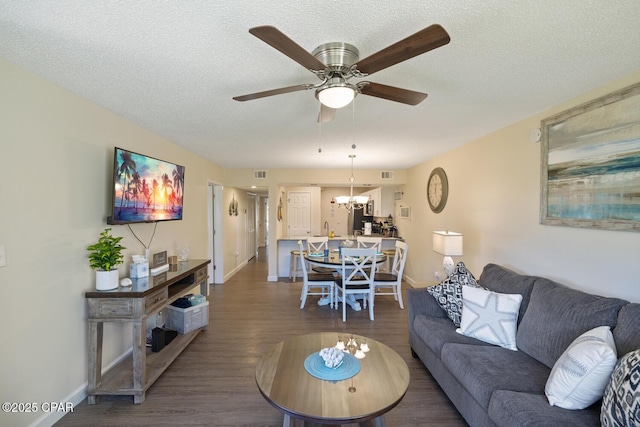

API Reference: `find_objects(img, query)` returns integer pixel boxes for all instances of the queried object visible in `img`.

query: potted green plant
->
[87,228,125,290]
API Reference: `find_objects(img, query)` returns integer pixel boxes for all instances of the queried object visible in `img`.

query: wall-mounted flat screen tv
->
[107,147,185,225]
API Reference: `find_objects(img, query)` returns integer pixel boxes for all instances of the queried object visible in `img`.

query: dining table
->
[304,249,386,311]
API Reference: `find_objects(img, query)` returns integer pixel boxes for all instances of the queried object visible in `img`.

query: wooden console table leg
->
[200,280,209,331]
[132,320,146,404]
[87,321,103,405]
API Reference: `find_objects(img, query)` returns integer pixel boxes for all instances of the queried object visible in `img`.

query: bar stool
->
[289,250,304,282]
[382,249,396,272]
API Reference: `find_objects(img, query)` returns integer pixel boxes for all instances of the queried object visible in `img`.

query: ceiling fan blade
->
[249,26,327,72]
[233,84,311,102]
[317,103,336,123]
[354,24,450,76]
[358,82,428,105]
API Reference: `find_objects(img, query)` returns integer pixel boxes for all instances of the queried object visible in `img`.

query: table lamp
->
[433,231,463,277]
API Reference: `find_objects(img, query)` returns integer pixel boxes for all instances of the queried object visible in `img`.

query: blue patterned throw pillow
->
[601,349,640,426]
[427,262,483,327]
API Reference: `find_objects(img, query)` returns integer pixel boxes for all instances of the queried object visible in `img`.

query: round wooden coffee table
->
[256,332,410,426]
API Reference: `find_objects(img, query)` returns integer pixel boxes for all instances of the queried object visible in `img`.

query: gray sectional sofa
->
[407,263,640,427]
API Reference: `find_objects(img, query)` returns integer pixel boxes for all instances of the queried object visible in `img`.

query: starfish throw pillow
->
[456,286,523,351]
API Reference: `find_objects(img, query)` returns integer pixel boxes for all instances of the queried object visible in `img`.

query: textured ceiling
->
[1,1,640,170]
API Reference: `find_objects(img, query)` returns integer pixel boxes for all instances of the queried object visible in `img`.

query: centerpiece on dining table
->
[339,238,354,255]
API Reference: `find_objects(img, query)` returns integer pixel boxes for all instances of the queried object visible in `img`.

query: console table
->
[85,259,210,404]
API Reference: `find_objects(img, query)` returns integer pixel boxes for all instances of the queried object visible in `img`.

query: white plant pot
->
[96,269,119,291]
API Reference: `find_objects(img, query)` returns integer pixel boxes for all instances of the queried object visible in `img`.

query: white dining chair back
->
[335,247,377,322]
[297,240,335,309]
[356,236,383,272]
[307,236,334,274]
[356,236,382,251]
[373,240,408,309]
[306,236,329,254]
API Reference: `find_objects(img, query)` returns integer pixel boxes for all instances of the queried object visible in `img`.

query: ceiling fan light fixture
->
[318,86,355,109]
[316,78,356,109]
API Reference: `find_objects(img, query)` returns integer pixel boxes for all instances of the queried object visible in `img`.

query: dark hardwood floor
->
[57,247,467,426]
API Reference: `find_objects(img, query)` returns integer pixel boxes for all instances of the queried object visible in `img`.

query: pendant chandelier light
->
[335,154,369,212]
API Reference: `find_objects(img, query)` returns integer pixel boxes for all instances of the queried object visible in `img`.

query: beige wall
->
[0,58,224,426]
[399,71,640,303]
[320,187,352,236]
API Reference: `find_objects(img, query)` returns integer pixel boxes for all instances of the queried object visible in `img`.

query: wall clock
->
[427,167,449,213]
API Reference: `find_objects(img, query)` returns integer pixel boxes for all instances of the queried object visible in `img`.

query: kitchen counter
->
[277,235,402,279]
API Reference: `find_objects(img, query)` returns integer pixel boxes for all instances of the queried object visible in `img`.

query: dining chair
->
[307,236,334,274]
[356,236,383,272]
[335,247,378,322]
[356,236,383,251]
[298,240,336,309]
[373,240,408,309]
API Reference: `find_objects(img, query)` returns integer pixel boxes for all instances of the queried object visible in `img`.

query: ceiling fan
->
[233,24,450,122]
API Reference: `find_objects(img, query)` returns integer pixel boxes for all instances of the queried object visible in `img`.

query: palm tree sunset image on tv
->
[108,147,185,224]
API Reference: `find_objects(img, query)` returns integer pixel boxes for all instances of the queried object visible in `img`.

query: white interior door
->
[287,191,311,237]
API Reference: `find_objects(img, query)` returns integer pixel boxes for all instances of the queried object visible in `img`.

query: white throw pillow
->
[545,326,618,410]
[456,286,522,351]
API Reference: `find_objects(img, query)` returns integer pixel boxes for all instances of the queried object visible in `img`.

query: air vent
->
[253,170,267,179]
[380,171,393,179]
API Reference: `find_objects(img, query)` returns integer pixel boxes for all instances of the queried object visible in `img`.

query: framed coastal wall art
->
[540,82,640,232]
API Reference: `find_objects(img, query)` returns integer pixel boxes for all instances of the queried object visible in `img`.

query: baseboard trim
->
[223,260,248,282]
[31,348,133,427]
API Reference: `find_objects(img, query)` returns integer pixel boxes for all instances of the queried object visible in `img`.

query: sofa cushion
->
[601,348,640,427]
[516,278,627,368]
[413,314,492,358]
[441,343,550,410]
[456,286,522,351]
[426,261,482,326]
[489,390,602,427]
[612,303,640,356]
[478,263,536,325]
[545,326,618,410]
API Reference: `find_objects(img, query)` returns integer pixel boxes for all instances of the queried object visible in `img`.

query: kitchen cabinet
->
[380,187,394,217]
[359,187,394,217]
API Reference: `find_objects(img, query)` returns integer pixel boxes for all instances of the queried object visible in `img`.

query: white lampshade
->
[433,231,463,277]
[335,195,351,205]
[318,86,355,109]
[353,195,369,204]
[432,231,463,256]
